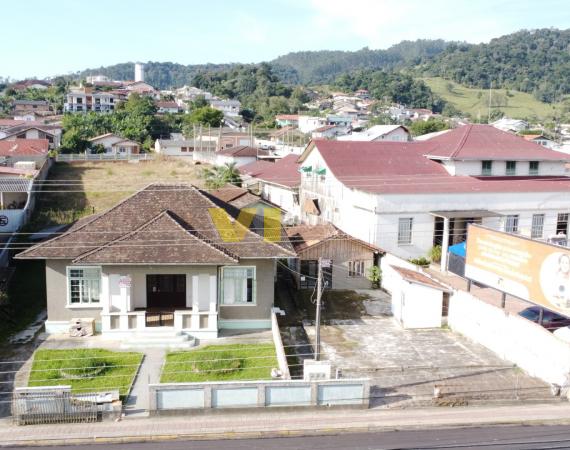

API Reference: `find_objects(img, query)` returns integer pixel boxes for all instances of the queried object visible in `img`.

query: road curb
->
[4,417,570,447]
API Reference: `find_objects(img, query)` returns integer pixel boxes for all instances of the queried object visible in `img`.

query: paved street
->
[6,425,570,449]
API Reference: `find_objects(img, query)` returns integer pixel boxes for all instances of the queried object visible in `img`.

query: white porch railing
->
[101,309,218,338]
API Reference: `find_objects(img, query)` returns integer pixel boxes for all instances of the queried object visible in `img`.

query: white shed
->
[390,266,450,329]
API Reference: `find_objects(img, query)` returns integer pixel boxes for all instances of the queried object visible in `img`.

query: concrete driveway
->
[302,290,554,408]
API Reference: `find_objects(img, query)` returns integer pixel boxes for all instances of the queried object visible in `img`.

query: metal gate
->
[12,386,99,425]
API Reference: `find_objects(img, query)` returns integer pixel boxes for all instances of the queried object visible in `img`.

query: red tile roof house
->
[298,124,570,267]
[88,133,141,156]
[16,184,295,339]
[239,154,301,224]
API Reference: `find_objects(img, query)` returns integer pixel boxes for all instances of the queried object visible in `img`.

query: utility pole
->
[315,257,323,361]
[487,81,493,123]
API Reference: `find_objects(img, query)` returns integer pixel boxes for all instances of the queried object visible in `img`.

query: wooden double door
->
[146,274,186,309]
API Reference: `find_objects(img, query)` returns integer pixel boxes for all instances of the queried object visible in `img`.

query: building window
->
[529,161,539,176]
[348,260,365,277]
[67,267,101,305]
[505,215,519,233]
[506,161,517,176]
[181,147,188,152]
[531,214,545,239]
[557,213,569,235]
[481,160,493,176]
[398,218,413,245]
[221,267,256,305]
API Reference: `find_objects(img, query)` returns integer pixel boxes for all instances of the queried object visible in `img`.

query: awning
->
[430,210,503,219]
[303,198,320,216]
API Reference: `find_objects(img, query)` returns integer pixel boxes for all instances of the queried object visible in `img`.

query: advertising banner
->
[465,224,570,315]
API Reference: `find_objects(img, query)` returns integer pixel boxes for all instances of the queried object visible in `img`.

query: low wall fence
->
[56,153,154,162]
[149,378,370,413]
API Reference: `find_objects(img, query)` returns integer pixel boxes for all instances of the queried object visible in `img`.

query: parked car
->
[518,306,570,332]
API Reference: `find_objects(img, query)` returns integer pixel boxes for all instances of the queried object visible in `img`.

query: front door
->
[146,274,186,309]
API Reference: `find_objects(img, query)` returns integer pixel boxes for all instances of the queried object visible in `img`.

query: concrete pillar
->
[440,217,450,272]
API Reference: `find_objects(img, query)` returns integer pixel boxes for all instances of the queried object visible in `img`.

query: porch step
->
[120,331,197,350]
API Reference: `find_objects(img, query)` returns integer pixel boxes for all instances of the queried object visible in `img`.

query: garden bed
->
[160,344,278,383]
[27,349,143,397]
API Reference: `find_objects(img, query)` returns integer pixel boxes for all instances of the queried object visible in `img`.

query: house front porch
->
[99,269,219,340]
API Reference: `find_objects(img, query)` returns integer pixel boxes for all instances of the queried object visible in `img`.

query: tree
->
[187,107,224,127]
[409,118,449,137]
[191,95,209,109]
[201,163,242,189]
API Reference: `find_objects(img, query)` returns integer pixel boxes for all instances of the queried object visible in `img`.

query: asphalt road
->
[7,425,570,449]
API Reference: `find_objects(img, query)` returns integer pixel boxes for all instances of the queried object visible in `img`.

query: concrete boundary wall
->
[380,253,419,294]
[149,378,370,413]
[271,310,291,380]
[448,291,570,386]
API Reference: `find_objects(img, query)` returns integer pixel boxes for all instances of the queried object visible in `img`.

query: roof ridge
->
[449,124,473,158]
[17,183,171,258]
[196,186,296,257]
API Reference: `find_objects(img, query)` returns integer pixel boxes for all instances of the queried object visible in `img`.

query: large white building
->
[298,124,570,262]
[64,87,120,113]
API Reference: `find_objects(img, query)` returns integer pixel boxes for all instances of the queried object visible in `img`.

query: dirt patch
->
[296,289,372,321]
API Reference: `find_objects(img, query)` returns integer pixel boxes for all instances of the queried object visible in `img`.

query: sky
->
[1,0,569,80]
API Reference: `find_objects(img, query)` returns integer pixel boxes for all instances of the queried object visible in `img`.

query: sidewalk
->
[2,402,570,447]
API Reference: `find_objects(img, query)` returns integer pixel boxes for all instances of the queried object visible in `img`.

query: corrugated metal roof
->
[0,178,32,192]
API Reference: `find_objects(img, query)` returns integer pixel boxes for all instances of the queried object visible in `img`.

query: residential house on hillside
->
[285,223,382,289]
[11,100,51,114]
[522,134,557,149]
[492,118,529,133]
[210,99,241,117]
[16,184,295,338]
[10,79,51,91]
[276,115,300,127]
[0,124,62,149]
[155,101,181,114]
[239,154,301,224]
[338,125,410,142]
[88,133,141,155]
[311,125,345,139]
[154,138,215,157]
[298,116,327,134]
[64,87,121,113]
[298,125,570,266]
[213,146,269,167]
[269,127,307,147]
[200,128,253,151]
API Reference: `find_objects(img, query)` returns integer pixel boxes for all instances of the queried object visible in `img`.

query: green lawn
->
[423,77,563,120]
[161,344,278,383]
[27,349,143,397]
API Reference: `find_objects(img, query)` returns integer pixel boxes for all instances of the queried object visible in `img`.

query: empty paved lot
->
[303,290,553,407]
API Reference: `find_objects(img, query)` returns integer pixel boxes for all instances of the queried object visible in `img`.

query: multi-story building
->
[64,87,120,113]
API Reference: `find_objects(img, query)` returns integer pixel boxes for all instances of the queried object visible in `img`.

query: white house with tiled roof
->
[298,125,570,265]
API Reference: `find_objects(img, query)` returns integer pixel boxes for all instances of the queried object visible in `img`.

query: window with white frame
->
[505,215,519,233]
[531,214,545,239]
[529,161,539,175]
[481,160,493,176]
[220,267,256,305]
[557,213,569,235]
[398,218,413,245]
[505,161,517,176]
[67,267,101,305]
[348,260,365,277]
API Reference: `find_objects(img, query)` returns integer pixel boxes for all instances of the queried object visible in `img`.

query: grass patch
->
[161,344,278,383]
[28,349,143,397]
[423,76,563,120]
[26,160,206,232]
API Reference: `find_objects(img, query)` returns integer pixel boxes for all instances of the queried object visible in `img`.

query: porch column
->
[191,275,200,330]
[441,217,450,272]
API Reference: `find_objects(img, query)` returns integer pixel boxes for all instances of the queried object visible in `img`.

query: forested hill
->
[271,39,451,84]
[421,29,570,103]
[70,28,570,105]
[77,62,234,90]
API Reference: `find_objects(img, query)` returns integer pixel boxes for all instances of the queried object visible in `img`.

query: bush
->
[409,256,431,267]
[367,265,382,289]
[429,245,442,263]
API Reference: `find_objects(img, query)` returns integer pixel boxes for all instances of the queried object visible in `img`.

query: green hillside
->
[423,77,562,121]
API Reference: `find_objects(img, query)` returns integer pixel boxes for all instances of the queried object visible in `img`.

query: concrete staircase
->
[120,329,196,350]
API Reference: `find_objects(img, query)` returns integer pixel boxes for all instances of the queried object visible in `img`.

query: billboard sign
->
[465,224,570,316]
